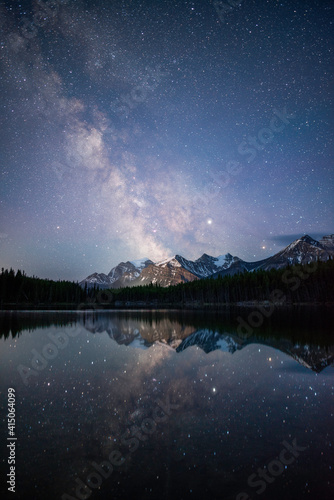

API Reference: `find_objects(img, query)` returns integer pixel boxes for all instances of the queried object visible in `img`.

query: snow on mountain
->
[214,253,235,267]
[162,253,237,278]
[176,329,241,354]
[79,272,112,289]
[80,258,153,289]
[108,262,136,283]
[80,234,334,289]
[260,234,333,270]
[212,234,334,279]
[319,234,334,252]
[193,253,236,276]
[129,258,151,268]
[129,253,240,287]
[79,316,334,373]
[155,256,182,267]
[107,259,154,287]
[133,257,198,287]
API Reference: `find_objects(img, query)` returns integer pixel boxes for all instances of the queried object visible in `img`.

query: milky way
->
[0,0,333,280]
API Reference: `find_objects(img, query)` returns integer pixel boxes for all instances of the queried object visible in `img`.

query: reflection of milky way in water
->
[0,310,333,499]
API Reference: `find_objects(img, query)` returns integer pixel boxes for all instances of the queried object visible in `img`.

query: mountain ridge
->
[80,234,334,289]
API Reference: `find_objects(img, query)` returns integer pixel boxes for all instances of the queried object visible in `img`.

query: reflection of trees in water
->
[0,311,79,338]
[0,307,333,349]
[79,308,334,349]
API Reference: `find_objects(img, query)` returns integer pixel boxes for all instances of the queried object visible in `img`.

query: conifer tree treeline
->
[0,268,88,306]
[110,259,334,306]
[0,259,333,308]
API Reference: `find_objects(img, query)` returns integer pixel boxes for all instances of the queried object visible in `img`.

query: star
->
[0,0,331,280]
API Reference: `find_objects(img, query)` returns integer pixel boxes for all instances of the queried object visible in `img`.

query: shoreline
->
[0,301,333,311]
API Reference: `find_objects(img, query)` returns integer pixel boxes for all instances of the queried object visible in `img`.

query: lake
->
[0,308,333,500]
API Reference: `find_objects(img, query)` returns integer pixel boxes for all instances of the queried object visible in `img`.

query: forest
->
[0,268,88,308]
[0,259,333,309]
[110,259,334,306]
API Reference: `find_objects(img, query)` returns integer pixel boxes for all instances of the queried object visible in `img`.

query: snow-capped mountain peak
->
[285,234,321,251]
[129,258,152,268]
[80,234,334,289]
[155,256,182,267]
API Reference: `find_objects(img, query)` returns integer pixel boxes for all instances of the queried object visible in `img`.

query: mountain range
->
[80,234,334,289]
[81,316,334,373]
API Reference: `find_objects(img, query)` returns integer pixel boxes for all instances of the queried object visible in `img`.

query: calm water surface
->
[0,309,333,500]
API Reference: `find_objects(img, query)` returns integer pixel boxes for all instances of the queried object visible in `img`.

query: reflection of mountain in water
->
[81,316,334,373]
[278,344,334,373]
[176,329,241,354]
[82,314,195,350]
[176,329,334,373]
[1,310,333,373]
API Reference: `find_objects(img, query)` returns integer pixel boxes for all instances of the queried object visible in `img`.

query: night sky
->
[0,0,333,281]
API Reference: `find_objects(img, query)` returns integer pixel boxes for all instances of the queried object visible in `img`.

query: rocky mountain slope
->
[130,253,240,287]
[211,234,334,279]
[80,259,153,289]
[80,234,334,289]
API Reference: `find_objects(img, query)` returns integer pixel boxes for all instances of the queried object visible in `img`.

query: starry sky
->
[0,0,333,281]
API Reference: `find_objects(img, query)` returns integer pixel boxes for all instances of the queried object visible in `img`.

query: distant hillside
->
[80,234,334,289]
[109,259,334,307]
